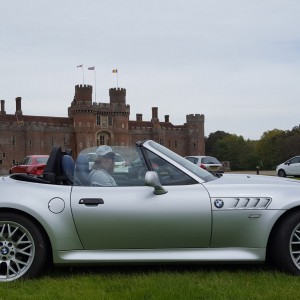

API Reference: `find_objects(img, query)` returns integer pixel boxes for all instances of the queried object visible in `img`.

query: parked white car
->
[185,155,223,173]
[276,155,300,177]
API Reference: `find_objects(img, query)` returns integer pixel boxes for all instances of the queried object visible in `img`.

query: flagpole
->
[112,68,118,88]
[88,66,96,101]
[94,68,96,102]
[77,64,84,84]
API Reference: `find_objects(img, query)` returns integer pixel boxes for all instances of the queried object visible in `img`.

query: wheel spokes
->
[0,221,35,281]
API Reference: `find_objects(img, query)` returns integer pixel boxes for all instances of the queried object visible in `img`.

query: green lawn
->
[1,264,300,300]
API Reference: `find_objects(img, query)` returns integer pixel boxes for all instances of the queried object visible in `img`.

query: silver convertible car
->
[1,140,300,282]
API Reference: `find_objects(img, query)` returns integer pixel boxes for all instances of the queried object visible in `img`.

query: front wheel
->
[278,169,286,177]
[0,212,48,282]
[268,210,300,275]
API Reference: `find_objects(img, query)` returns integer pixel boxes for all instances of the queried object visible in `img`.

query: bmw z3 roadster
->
[1,140,300,281]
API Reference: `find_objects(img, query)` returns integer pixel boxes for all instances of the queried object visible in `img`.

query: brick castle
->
[0,84,205,174]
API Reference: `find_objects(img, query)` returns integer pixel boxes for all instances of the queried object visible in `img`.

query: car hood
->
[209,173,300,185]
[203,174,300,207]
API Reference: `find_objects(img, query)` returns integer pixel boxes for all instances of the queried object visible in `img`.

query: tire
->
[0,212,48,282]
[278,169,286,177]
[268,210,300,275]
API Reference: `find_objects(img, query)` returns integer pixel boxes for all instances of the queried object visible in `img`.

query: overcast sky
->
[1,0,299,140]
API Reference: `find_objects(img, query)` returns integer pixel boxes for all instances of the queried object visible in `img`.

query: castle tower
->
[109,88,126,104]
[73,84,93,104]
[186,114,205,155]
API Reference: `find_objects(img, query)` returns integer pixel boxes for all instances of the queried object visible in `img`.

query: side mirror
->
[145,171,168,195]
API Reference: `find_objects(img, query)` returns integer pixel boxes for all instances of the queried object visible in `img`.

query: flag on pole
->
[77,64,83,68]
[88,66,95,70]
[112,69,118,73]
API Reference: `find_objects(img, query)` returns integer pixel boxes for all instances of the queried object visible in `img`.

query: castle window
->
[193,141,197,148]
[51,137,54,146]
[78,122,82,128]
[168,140,171,147]
[29,140,32,147]
[0,160,2,165]
[175,140,178,148]
[12,136,16,146]
[108,116,112,126]
[2,153,6,158]
[96,115,101,126]
[121,123,124,129]
[102,116,108,127]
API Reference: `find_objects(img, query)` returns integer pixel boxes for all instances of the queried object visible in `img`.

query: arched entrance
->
[96,131,112,146]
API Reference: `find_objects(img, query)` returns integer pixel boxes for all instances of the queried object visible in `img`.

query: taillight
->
[200,164,207,170]
[29,166,45,176]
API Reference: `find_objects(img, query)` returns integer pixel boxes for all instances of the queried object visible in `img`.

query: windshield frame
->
[143,140,216,182]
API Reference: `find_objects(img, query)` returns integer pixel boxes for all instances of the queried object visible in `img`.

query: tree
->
[206,133,259,170]
[257,129,285,169]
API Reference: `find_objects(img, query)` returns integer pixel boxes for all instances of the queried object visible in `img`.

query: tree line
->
[205,125,300,171]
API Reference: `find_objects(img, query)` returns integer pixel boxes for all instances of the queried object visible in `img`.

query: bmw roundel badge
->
[214,199,224,209]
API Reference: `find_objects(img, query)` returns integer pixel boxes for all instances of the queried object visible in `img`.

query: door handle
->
[79,198,104,206]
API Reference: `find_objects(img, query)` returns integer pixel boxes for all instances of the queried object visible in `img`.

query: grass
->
[1,264,300,300]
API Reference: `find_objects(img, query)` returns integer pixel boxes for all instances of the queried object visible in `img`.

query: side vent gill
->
[212,197,272,210]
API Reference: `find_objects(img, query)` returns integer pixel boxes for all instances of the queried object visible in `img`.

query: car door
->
[71,183,211,250]
[286,157,300,175]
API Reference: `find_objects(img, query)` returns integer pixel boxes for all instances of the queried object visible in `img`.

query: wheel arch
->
[266,206,300,259]
[0,207,53,261]
[277,168,286,177]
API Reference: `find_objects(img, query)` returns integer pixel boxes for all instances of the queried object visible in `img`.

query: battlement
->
[186,114,205,123]
[74,84,93,103]
[109,88,126,104]
[75,84,93,90]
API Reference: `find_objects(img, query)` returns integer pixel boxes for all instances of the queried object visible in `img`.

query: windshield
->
[147,141,216,182]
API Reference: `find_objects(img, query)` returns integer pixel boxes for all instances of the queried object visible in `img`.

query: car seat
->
[43,146,74,185]
[61,155,75,185]
[73,153,90,186]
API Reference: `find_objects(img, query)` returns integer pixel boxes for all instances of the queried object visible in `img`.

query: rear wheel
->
[278,169,286,177]
[268,210,300,275]
[0,212,48,282]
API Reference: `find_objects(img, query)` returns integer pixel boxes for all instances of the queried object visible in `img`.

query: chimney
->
[15,97,22,115]
[136,114,143,121]
[0,100,6,115]
[151,107,158,122]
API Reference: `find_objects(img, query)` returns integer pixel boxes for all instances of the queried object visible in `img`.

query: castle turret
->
[109,88,126,104]
[73,84,93,104]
